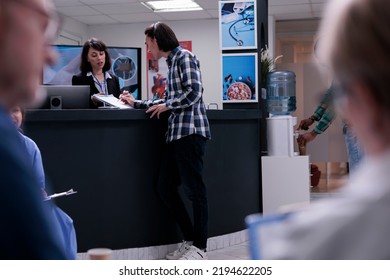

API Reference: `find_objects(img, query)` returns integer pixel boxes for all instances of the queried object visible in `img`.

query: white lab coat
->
[261,150,390,259]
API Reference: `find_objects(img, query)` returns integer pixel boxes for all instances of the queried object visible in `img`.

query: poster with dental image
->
[146,41,192,100]
[219,1,257,50]
[222,53,258,103]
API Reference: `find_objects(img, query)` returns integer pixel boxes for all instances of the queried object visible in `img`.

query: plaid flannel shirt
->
[312,85,336,134]
[134,46,211,142]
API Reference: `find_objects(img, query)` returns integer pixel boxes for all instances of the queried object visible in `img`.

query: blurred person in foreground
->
[258,0,390,259]
[10,106,77,259]
[0,0,66,259]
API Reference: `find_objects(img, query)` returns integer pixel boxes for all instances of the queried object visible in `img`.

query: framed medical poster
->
[219,1,257,50]
[146,41,192,99]
[222,53,258,103]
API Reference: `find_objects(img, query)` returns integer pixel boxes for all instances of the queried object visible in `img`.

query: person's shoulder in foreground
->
[258,0,390,260]
[0,0,66,258]
[261,155,390,259]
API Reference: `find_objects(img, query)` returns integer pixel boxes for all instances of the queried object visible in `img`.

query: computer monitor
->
[37,85,90,109]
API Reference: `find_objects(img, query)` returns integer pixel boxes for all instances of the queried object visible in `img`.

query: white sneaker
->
[166,241,192,260]
[179,245,208,260]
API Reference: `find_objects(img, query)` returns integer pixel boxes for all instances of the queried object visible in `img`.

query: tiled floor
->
[78,230,250,260]
[79,163,349,261]
[208,163,350,260]
[208,241,250,260]
[311,162,349,193]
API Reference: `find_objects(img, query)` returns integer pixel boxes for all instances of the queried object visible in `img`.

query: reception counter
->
[24,109,262,252]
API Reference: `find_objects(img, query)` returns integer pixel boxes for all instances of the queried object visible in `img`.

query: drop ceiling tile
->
[206,9,219,18]
[114,13,163,24]
[195,0,219,10]
[72,15,120,24]
[80,0,138,4]
[275,12,313,20]
[312,11,324,18]
[57,6,101,16]
[269,4,311,15]
[54,0,325,25]
[158,10,213,21]
[92,3,150,14]
[269,0,309,6]
[53,0,83,7]
[311,3,325,12]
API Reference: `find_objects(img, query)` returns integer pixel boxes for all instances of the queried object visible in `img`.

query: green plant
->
[260,45,283,87]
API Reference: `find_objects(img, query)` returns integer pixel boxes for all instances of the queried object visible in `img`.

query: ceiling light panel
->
[142,0,203,12]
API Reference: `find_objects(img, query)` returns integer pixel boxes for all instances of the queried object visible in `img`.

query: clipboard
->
[93,94,133,109]
[44,189,77,201]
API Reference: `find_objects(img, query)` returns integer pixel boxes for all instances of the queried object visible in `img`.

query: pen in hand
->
[119,91,135,107]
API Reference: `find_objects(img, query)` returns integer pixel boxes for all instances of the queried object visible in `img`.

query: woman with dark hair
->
[72,38,121,108]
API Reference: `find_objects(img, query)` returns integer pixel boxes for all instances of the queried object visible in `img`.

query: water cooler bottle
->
[266,70,297,156]
[262,70,310,214]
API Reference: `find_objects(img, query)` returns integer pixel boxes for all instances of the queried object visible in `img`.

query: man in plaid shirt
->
[297,85,335,138]
[297,84,363,172]
[120,22,210,260]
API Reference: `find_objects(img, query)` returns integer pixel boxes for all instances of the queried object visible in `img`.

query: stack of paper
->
[93,94,133,109]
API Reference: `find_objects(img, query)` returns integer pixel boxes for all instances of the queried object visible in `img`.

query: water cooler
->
[262,71,310,214]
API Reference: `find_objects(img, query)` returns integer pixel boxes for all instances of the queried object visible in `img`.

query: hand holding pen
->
[119,90,135,107]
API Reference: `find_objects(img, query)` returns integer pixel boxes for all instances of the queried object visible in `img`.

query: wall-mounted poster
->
[146,41,192,100]
[219,1,257,50]
[222,53,258,103]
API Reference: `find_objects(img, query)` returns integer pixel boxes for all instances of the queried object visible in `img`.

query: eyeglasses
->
[9,0,62,44]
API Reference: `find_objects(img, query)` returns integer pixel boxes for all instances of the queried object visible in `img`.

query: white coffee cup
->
[87,248,112,260]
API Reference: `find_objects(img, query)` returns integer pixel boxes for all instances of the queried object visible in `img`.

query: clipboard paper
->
[93,94,133,109]
[44,189,78,201]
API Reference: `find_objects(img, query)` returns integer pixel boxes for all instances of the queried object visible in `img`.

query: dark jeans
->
[156,134,208,249]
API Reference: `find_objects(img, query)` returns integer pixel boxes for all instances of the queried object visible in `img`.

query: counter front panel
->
[25,109,262,252]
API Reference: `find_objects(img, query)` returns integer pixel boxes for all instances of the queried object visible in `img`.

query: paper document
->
[93,94,133,109]
[44,189,77,201]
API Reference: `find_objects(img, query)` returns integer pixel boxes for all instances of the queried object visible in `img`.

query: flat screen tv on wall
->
[43,45,142,99]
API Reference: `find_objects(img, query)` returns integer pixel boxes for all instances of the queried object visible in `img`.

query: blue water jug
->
[266,71,296,115]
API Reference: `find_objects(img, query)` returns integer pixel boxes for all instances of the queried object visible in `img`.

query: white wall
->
[57,17,89,45]
[273,19,348,163]
[86,20,221,108]
[268,15,275,58]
